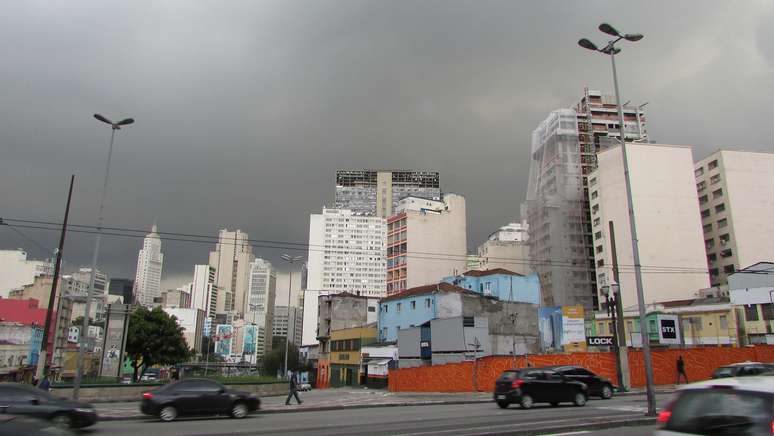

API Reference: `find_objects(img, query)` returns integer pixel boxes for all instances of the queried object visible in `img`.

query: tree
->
[71,316,104,329]
[200,336,224,363]
[263,337,299,377]
[126,306,191,382]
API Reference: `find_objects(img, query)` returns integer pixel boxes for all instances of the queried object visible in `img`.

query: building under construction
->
[335,170,440,218]
[525,89,647,311]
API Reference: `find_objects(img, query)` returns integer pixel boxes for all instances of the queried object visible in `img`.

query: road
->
[86,394,665,435]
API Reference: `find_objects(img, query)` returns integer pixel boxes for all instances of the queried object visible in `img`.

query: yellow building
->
[329,324,377,387]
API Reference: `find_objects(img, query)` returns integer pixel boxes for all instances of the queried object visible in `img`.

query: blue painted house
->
[441,268,540,305]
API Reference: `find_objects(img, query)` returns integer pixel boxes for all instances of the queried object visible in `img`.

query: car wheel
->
[573,392,587,407]
[231,402,249,419]
[550,402,559,407]
[600,384,613,399]
[519,394,534,409]
[159,405,178,422]
[51,413,73,429]
[496,400,510,409]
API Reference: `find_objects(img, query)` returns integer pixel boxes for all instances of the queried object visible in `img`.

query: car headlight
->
[74,408,95,413]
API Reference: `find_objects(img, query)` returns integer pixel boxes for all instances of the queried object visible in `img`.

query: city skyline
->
[1,1,773,287]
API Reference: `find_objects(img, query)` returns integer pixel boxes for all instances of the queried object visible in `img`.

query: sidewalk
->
[93,385,677,421]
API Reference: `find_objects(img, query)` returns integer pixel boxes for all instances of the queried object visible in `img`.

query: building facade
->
[386,194,467,296]
[0,249,51,298]
[161,288,191,309]
[304,208,386,345]
[273,305,302,348]
[244,258,275,356]
[133,224,164,307]
[163,308,205,353]
[589,143,710,309]
[525,90,648,311]
[335,170,440,218]
[476,222,531,276]
[694,150,774,286]
[70,268,108,298]
[208,229,254,315]
[441,268,541,305]
[108,278,134,305]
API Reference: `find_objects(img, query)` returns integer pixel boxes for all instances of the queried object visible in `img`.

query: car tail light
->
[656,410,672,424]
[511,379,524,389]
[142,392,153,400]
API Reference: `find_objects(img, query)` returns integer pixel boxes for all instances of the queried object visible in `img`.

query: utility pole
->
[608,221,630,391]
[36,175,75,380]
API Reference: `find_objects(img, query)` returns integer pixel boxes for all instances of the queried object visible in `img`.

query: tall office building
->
[386,194,467,295]
[589,143,710,308]
[108,278,134,305]
[695,150,774,286]
[208,229,254,315]
[133,224,164,307]
[524,90,647,310]
[272,306,302,348]
[71,267,108,297]
[184,265,219,318]
[335,170,440,218]
[245,258,276,356]
[303,208,387,345]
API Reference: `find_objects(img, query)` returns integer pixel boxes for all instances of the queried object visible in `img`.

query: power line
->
[1,217,716,275]
[4,222,51,255]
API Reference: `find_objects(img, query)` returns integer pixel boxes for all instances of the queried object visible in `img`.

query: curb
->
[504,416,656,435]
[97,398,494,421]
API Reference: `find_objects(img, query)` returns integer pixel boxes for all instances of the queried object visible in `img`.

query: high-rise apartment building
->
[695,150,774,286]
[476,221,531,276]
[303,208,386,345]
[133,224,164,307]
[184,265,219,318]
[525,90,647,310]
[0,249,52,298]
[335,170,440,218]
[386,194,467,296]
[589,143,710,308]
[272,306,302,348]
[71,267,108,297]
[245,258,276,356]
[208,229,254,315]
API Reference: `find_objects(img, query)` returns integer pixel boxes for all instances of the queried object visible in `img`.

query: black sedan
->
[494,368,588,409]
[549,365,615,399]
[140,378,260,422]
[0,383,97,429]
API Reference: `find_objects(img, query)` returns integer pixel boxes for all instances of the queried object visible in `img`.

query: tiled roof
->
[461,268,524,277]
[381,282,475,303]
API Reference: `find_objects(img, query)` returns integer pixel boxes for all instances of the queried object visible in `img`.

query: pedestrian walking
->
[38,373,51,392]
[676,356,688,384]
[285,370,303,405]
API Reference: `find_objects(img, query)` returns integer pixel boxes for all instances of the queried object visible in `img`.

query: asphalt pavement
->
[85,394,666,435]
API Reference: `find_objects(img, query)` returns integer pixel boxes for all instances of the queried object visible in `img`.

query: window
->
[702,223,712,233]
[368,306,376,312]
[597,259,604,267]
[594,231,602,240]
[710,174,721,184]
[410,301,416,310]
[686,317,702,331]
[719,233,730,244]
[425,298,431,308]
[593,217,601,226]
[708,159,718,170]
[397,303,401,313]
[382,328,387,338]
[745,305,759,321]
[589,177,597,186]
[463,317,475,327]
[383,305,388,313]
[712,188,723,199]
[627,320,634,333]
[717,218,728,228]
[596,245,603,254]
[719,315,728,330]
[762,304,774,321]
[694,167,704,177]
[720,249,732,258]
[696,181,707,191]
[591,191,598,199]
[723,264,735,274]
[709,268,719,276]
[715,203,725,213]
[705,238,715,249]
[699,194,708,205]
[700,209,710,218]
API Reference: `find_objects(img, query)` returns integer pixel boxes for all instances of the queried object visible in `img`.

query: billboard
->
[538,306,586,352]
[657,314,680,345]
[100,304,131,378]
[214,324,233,357]
[242,325,257,356]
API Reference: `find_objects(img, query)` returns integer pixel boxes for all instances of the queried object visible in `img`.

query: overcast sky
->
[2,1,773,290]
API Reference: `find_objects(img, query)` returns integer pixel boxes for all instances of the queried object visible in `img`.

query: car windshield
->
[497,371,522,380]
[713,367,736,378]
[667,389,772,435]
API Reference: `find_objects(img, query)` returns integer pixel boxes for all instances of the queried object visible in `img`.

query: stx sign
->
[657,314,681,345]
[586,336,614,347]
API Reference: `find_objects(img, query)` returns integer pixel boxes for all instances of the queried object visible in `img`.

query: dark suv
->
[494,368,589,409]
[550,365,615,399]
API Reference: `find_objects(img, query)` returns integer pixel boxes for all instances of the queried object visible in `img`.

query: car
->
[493,367,589,409]
[655,376,774,435]
[298,382,312,391]
[0,383,98,429]
[0,415,71,436]
[548,365,615,399]
[140,378,261,422]
[711,361,774,379]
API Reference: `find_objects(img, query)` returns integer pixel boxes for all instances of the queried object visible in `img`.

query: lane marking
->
[540,432,590,436]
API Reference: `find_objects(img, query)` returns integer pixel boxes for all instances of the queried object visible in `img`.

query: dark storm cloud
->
[2,1,772,288]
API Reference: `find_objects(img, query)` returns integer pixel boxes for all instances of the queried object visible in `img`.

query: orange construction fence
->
[388,345,774,392]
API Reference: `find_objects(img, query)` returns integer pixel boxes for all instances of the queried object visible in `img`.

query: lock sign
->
[586,336,614,346]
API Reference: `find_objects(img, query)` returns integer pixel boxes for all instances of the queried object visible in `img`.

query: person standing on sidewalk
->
[676,356,688,384]
[285,370,303,405]
[38,373,51,392]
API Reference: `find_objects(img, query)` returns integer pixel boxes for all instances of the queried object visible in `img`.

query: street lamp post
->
[578,23,655,416]
[73,114,134,400]
[280,254,303,379]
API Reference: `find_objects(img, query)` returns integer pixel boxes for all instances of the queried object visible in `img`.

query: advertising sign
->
[586,336,614,347]
[538,307,563,351]
[242,325,257,356]
[100,304,131,378]
[657,314,680,345]
[214,324,233,357]
[561,306,587,352]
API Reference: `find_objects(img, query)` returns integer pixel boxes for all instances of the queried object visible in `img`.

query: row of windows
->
[382,298,432,313]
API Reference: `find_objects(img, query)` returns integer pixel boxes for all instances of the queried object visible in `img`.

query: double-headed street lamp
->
[280,254,303,379]
[73,114,134,400]
[579,23,655,416]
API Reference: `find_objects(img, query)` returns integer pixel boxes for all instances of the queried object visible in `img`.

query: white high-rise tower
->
[134,223,164,307]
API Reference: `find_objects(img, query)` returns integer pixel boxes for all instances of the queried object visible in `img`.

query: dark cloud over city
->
[1,1,772,288]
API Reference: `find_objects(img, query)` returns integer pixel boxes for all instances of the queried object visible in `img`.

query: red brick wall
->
[388,346,774,392]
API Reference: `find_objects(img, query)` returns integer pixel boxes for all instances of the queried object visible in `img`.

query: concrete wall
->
[459,294,538,354]
[50,381,288,402]
[591,143,711,308]
[398,327,421,358]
